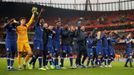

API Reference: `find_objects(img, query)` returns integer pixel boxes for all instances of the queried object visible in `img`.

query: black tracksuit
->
[61,29,71,46]
[42,28,50,66]
[61,29,73,57]
[75,27,87,65]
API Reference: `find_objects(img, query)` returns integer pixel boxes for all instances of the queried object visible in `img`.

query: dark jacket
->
[76,27,86,47]
[61,29,71,45]
[43,28,50,46]
[69,31,75,45]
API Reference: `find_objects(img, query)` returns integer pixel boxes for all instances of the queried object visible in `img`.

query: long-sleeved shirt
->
[75,27,86,47]
[16,14,34,43]
[61,29,71,45]
[34,22,44,41]
[53,27,61,43]
[87,37,93,48]
[43,28,49,46]
[5,23,18,41]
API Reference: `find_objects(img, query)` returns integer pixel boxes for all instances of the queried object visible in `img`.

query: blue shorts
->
[108,46,115,57]
[96,40,103,56]
[103,47,109,57]
[62,45,72,54]
[47,46,54,54]
[53,42,60,52]
[34,40,44,50]
[5,40,17,52]
[126,48,132,56]
[96,46,103,56]
[87,48,93,57]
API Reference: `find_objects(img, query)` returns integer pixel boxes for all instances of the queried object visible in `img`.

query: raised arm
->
[33,8,45,28]
[91,28,97,38]
[3,18,14,28]
[26,13,35,27]
[3,18,19,29]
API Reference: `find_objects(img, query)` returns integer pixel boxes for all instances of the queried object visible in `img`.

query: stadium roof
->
[2,0,133,11]
[2,0,128,4]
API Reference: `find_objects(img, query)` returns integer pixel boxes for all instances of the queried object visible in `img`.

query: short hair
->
[20,17,26,20]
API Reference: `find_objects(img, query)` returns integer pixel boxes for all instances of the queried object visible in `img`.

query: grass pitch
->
[0,58,134,75]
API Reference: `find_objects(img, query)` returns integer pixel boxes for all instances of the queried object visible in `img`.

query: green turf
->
[0,58,134,75]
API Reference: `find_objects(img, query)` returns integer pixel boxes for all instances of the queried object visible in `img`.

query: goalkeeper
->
[16,7,37,70]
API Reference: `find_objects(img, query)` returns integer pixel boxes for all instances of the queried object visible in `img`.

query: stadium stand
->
[0,1,134,57]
